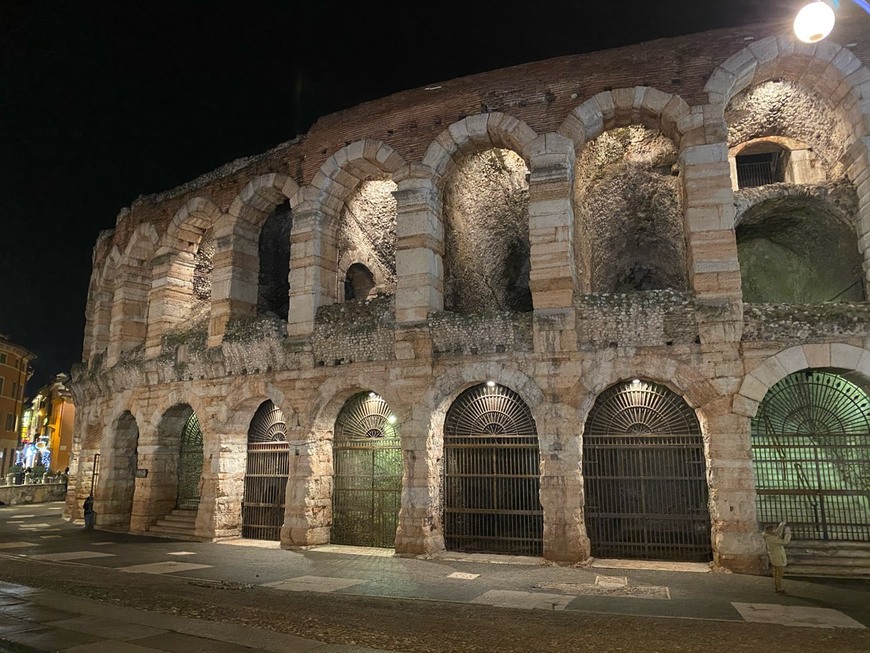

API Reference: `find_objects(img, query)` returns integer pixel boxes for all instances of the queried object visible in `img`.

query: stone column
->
[286,204,339,339]
[88,287,113,364]
[705,394,763,574]
[145,253,195,358]
[394,177,443,324]
[106,263,150,366]
[394,402,445,555]
[527,134,578,309]
[208,231,259,348]
[198,434,246,539]
[537,402,589,563]
[281,425,332,547]
[680,141,744,345]
[130,443,178,533]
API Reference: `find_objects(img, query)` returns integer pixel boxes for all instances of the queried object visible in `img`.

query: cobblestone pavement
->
[1,502,869,652]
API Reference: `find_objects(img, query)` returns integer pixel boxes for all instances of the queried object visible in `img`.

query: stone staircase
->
[786,540,870,578]
[144,509,200,541]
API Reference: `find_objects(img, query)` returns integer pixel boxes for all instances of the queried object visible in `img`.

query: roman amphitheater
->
[67,18,870,575]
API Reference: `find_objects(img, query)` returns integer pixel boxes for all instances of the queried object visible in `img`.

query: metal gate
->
[332,392,402,548]
[752,371,870,541]
[176,411,203,511]
[583,380,711,562]
[444,383,542,556]
[243,401,289,540]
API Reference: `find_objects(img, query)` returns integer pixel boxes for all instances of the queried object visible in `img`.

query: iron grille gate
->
[583,381,712,562]
[752,371,870,541]
[243,401,289,541]
[444,433,543,556]
[443,384,543,556]
[332,392,402,548]
[176,412,203,511]
[333,437,402,547]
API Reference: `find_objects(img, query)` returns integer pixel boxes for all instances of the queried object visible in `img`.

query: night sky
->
[0,0,796,393]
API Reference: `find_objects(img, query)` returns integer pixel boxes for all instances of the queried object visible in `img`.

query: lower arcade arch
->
[242,400,289,541]
[331,391,402,548]
[582,380,712,562]
[97,411,140,530]
[443,383,542,556]
[176,410,204,511]
[751,370,870,542]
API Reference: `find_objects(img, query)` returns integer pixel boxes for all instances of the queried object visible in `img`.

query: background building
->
[0,335,34,477]
[19,373,76,474]
[67,20,870,576]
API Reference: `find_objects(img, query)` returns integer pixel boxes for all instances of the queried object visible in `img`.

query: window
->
[11,382,17,399]
[5,414,14,432]
[0,378,4,395]
[0,353,6,364]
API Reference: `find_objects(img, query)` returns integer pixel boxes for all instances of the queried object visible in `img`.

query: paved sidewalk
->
[0,581,394,653]
[1,501,869,651]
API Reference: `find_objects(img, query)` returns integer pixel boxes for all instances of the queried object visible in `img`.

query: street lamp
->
[794,0,870,43]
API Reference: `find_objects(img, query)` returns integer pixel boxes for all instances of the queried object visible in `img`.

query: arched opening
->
[176,410,204,511]
[242,400,289,540]
[344,263,376,301]
[734,141,788,188]
[751,370,870,542]
[574,125,686,293]
[443,149,532,313]
[191,229,215,316]
[583,379,711,562]
[338,178,397,302]
[97,411,139,531]
[736,195,864,303]
[257,201,292,320]
[443,383,542,556]
[332,391,402,548]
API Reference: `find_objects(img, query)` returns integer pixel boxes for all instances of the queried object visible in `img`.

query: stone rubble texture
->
[67,22,870,576]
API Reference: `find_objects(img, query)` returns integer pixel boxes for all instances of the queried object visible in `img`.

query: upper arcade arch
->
[287,140,406,338]
[107,223,159,365]
[146,197,223,357]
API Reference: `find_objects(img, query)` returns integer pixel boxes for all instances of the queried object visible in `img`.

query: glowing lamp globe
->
[794,1,836,43]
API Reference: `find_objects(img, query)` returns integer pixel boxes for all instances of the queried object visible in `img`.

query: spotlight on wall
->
[794,0,870,43]
[368,391,377,398]
[631,379,641,385]
[387,415,397,424]
[486,380,496,387]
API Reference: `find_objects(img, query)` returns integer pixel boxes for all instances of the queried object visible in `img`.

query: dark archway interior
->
[344,263,375,301]
[257,201,292,319]
[737,197,864,303]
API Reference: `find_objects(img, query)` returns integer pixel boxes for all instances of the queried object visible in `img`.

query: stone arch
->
[288,141,406,337]
[735,344,870,419]
[557,87,696,150]
[735,190,864,303]
[707,37,870,283]
[422,114,539,313]
[86,246,122,364]
[107,223,159,364]
[421,112,538,186]
[94,409,141,531]
[282,376,404,547]
[581,378,712,562]
[209,174,300,335]
[146,197,222,356]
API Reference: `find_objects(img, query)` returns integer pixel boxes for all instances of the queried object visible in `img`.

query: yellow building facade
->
[19,374,75,474]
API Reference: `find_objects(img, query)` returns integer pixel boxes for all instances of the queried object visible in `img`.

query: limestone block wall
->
[68,20,870,575]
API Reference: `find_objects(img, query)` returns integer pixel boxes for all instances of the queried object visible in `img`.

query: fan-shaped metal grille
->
[333,392,402,548]
[335,393,400,442]
[243,400,289,541]
[445,384,537,436]
[247,400,287,443]
[751,371,870,542]
[583,380,710,562]
[586,381,700,437]
[443,383,542,556]
[176,411,203,511]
